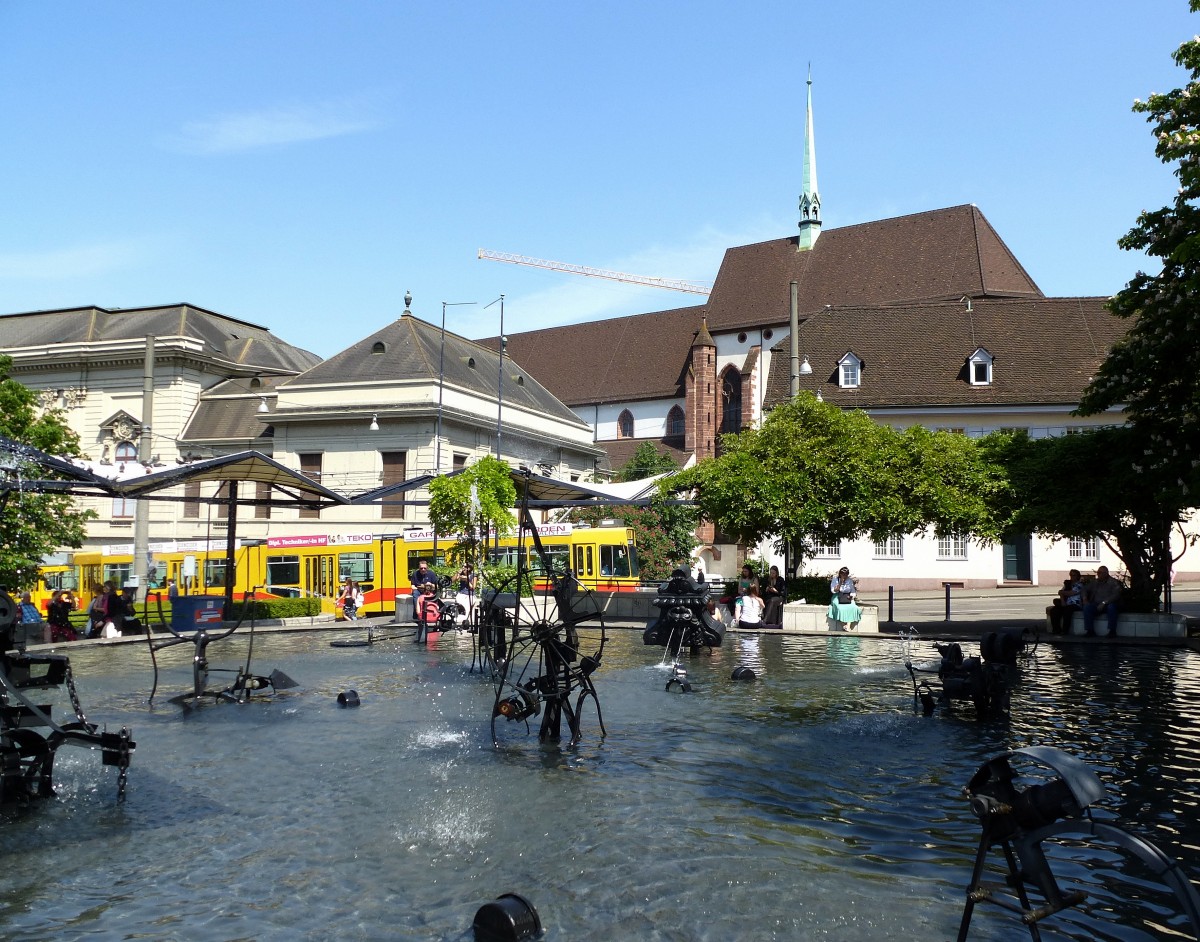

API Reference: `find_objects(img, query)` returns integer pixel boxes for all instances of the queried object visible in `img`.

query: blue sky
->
[1,2,1196,354]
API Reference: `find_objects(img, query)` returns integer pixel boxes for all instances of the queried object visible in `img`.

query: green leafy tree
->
[568,442,698,582]
[985,427,1192,613]
[427,455,517,580]
[669,394,1006,571]
[0,355,93,588]
[1069,8,1200,607]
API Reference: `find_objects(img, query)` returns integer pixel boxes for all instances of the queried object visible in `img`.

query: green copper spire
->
[798,66,821,251]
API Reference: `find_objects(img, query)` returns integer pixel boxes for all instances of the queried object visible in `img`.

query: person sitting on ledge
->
[828,567,861,631]
[1046,568,1082,635]
[1082,565,1122,637]
[762,564,787,627]
[735,584,764,629]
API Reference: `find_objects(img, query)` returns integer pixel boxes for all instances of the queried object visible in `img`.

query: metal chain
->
[63,662,89,727]
[116,727,131,803]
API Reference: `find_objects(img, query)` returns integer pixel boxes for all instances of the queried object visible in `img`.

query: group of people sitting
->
[1046,565,1124,636]
[724,564,788,629]
[15,583,143,644]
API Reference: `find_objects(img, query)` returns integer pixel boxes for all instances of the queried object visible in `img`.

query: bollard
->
[944,582,952,622]
[887,585,895,624]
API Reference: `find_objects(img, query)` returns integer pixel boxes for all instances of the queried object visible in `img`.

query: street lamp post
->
[437,300,476,474]
[485,295,506,459]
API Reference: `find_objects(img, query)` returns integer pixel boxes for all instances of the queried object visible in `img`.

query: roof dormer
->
[968,347,994,386]
[838,352,862,389]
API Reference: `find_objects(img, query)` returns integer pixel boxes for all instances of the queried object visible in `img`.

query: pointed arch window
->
[617,409,634,439]
[666,405,685,439]
[720,367,742,436]
[838,353,862,389]
[968,348,994,386]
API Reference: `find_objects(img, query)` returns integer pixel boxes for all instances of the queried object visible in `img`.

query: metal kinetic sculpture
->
[902,627,1036,719]
[479,470,606,746]
[642,569,724,692]
[958,746,1200,940]
[0,590,135,803]
[144,590,298,707]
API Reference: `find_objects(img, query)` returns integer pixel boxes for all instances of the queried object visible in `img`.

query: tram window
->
[267,555,301,587]
[43,570,79,592]
[406,550,445,572]
[340,552,374,583]
[529,545,569,577]
[626,544,640,579]
[487,547,520,569]
[205,559,228,587]
[103,563,132,587]
[599,545,630,578]
[147,564,167,589]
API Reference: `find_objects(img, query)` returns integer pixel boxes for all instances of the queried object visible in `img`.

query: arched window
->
[666,405,685,439]
[371,341,386,354]
[720,368,742,437]
[617,409,634,439]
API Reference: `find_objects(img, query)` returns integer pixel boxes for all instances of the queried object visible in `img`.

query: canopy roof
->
[0,438,345,510]
[3,435,674,514]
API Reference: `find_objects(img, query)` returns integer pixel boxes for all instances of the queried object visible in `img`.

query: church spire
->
[797,66,821,251]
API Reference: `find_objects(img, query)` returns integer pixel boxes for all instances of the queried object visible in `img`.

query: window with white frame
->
[111,442,137,519]
[937,534,969,559]
[1069,537,1100,560]
[968,348,994,386]
[839,353,861,388]
[811,540,840,558]
[873,535,904,558]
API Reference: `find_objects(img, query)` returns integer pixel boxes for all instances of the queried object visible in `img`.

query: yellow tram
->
[32,523,640,618]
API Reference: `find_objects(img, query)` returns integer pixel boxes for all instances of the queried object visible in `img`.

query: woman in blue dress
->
[828,567,861,631]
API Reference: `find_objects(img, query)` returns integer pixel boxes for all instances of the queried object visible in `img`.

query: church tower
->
[797,68,821,251]
[685,316,717,462]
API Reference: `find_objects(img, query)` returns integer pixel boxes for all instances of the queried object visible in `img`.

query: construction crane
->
[477,249,712,296]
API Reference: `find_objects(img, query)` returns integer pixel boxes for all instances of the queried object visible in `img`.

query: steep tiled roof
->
[282,312,583,424]
[0,303,321,373]
[704,205,1042,332]
[763,297,1123,410]
[480,304,705,407]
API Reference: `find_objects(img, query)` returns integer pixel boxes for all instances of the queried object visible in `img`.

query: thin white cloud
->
[170,100,378,155]
[0,240,144,280]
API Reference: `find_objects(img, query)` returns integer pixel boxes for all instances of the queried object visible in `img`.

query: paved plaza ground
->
[854,581,1200,641]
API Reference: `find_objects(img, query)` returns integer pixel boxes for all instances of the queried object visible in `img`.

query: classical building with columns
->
[0,301,602,553]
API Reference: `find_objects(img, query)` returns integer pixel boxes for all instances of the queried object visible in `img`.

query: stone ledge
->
[1058,611,1188,639]
[781,603,880,634]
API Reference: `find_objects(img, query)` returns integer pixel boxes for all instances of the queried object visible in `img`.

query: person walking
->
[337,577,359,622]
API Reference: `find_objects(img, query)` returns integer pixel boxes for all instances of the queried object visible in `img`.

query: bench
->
[1049,610,1188,639]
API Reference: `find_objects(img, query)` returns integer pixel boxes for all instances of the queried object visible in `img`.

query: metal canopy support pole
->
[133,335,155,598]
[223,480,239,620]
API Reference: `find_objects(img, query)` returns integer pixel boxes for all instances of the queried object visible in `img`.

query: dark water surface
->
[1,629,1197,941]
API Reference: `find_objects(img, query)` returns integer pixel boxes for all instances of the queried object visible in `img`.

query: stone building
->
[0,300,602,551]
